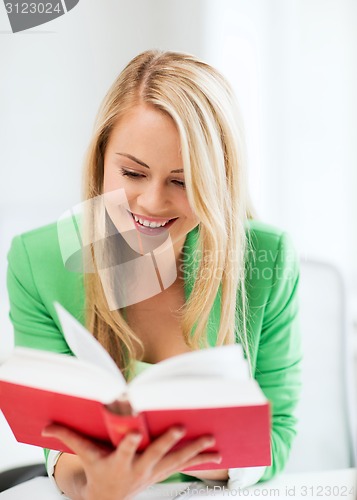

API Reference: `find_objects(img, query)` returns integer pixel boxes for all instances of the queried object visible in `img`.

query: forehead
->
[106,104,182,167]
[109,105,179,146]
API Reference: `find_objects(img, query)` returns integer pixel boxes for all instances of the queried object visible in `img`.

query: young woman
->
[7,50,302,499]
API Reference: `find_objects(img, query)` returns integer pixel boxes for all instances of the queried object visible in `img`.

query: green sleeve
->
[6,235,72,467]
[6,235,72,354]
[255,232,302,482]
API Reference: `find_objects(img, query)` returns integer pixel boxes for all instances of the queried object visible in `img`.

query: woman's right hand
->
[42,424,222,500]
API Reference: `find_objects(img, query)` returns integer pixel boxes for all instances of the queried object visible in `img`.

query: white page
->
[54,301,125,384]
[0,348,122,403]
[130,344,249,388]
[54,304,249,388]
[129,378,266,411]
[0,348,264,409]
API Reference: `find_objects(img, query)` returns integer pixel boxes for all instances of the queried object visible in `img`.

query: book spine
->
[102,407,150,450]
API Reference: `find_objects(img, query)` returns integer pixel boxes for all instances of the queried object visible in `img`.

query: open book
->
[0,303,271,471]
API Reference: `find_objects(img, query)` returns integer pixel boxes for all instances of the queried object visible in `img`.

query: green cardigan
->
[6,218,302,483]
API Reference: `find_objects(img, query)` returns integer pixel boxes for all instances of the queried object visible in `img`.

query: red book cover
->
[0,381,271,471]
[0,303,271,471]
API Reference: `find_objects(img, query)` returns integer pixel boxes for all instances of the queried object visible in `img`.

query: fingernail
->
[173,427,186,438]
[205,437,216,446]
[130,433,142,443]
[41,430,53,437]
[213,456,222,463]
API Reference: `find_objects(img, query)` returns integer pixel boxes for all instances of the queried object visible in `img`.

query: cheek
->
[103,167,116,193]
[179,199,198,224]
[103,174,139,206]
[103,168,127,195]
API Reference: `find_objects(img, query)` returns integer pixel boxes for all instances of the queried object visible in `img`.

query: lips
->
[129,211,177,226]
[128,211,178,235]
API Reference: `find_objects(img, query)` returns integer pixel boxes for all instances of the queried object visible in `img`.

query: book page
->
[0,348,124,403]
[54,302,125,384]
[129,344,249,388]
[128,378,266,410]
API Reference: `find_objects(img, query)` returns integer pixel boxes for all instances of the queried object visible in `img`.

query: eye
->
[120,168,145,179]
[172,179,186,189]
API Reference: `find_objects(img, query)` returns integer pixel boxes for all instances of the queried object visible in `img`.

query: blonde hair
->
[82,50,254,380]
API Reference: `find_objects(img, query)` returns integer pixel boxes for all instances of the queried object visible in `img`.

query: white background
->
[0,0,356,471]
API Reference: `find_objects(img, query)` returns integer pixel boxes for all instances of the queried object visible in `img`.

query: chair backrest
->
[285,259,356,472]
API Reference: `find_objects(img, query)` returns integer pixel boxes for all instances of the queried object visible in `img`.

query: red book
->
[0,303,271,471]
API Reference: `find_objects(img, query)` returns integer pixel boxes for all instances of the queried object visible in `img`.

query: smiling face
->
[103,104,199,262]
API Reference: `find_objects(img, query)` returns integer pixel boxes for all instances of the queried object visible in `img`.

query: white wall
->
[265,0,357,278]
[203,0,271,218]
[204,0,357,281]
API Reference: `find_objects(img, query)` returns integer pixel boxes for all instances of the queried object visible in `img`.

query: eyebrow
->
[115,153,184,174]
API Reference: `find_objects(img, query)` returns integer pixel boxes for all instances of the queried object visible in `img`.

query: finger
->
[178,458,224,474]
[155,435,217,473]
[42,424,110,465]
[134,427,186,472]
[113,431,144,464]
[179,452,223,470]
[156,453,222,484]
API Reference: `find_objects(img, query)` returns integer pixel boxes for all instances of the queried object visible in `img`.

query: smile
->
[133,214,171,228]
[128,211,178,234]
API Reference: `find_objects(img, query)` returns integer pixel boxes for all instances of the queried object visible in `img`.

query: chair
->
[285,259,356,472]
[0,463,47,492]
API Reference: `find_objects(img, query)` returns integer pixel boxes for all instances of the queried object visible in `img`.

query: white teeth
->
[133,214,171,228]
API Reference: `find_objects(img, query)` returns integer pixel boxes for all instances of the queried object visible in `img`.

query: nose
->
[136,179,170,215]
